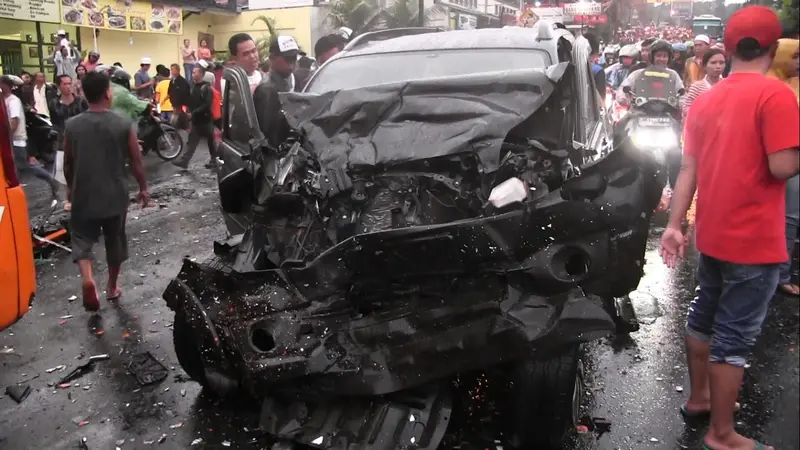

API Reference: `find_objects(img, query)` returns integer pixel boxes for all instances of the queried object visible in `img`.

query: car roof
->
[341,26,562,58]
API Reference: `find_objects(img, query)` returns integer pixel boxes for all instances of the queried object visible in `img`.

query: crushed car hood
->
[280,65,567,172]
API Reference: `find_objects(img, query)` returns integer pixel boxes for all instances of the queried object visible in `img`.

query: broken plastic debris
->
[650,437,660,442]
[169,422,183,429]
[222,441,232,447]
[191,438,203,446]
[68,295,77,301]
[180,389,187,397]
[45,365,66,373]
[5,384,32,403]
[158,434,167,443]
[78,420,89,427]
[0,347,15,354]
[116,439,125,446]
[675,386,684,393]
[60,315,74,320]
[576,424,589,434]
[488,177,527,208]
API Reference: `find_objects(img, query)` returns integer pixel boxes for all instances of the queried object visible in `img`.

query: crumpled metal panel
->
[260,383,452,450]
[278,66,567,173]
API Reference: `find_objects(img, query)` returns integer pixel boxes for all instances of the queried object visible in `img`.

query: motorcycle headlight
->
[630,127,679,151]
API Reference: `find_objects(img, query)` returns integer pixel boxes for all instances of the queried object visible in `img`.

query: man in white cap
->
[134,57,154,99]
[684,34,712,87]
[57,30,71,52]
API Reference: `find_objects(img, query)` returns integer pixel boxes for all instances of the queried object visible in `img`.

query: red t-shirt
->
[684,73,800,264]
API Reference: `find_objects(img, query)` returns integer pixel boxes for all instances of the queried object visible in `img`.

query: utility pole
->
[419,0,425,26]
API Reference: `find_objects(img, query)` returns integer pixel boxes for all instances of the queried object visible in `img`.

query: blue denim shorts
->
[686,254,779,367]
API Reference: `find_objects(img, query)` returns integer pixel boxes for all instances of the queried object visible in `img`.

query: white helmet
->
[618,44,639,58]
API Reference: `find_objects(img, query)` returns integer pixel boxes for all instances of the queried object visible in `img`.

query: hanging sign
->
[0,0,61,23]
[60,0,183,34]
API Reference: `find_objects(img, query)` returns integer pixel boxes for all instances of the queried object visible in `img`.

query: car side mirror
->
[219,168,253,214]
[622,86,631,94]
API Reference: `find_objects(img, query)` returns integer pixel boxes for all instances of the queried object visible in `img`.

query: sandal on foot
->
[779,284,800,296]
[82,284,100,312]
[106,287,122,301]
[681,402,741,419]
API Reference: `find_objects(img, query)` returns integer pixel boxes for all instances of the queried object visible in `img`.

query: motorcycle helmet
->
[619,44,640,59]
[671,43,687,52]
[648,39,673,64]
[109,67,132,90]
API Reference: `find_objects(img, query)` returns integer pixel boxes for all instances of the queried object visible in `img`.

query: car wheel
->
[172,311,207,384]
[506,344,584,449]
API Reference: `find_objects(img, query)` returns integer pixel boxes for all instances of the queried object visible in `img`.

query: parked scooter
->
[138,104,183,161]
[25,109,59,171]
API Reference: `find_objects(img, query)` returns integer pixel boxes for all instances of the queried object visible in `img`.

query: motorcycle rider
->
[100,66,149,123]
[631,38,656,72]
[605,44,639,90]
[82,51,101,74]
[617,40,685,104]
[617,40,685,192]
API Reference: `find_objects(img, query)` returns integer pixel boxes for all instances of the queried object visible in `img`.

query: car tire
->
[506,344,584,449]
[172,311,208,384]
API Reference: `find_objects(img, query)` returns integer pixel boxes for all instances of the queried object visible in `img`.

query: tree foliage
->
[251,14,278,58]
[327,0,384,34]
[327,0,423,33]
[779,0,799,32]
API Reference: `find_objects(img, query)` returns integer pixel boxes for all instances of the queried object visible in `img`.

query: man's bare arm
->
[127,128,147,192]
[9,117,19,134]
[767,149,800,180]
[666,154,698,230]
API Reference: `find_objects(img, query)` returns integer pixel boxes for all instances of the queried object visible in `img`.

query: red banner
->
[573,14,608,25]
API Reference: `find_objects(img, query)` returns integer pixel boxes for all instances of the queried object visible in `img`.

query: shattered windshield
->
[305,49,550,93]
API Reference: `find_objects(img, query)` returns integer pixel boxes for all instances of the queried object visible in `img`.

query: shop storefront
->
[0,1,80,79]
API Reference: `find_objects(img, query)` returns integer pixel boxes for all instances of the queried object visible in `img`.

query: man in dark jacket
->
[167,63,191,128]
[172,65,216,170]
[253,35,299,149]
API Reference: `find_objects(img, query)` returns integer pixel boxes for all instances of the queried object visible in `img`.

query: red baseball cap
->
[723,5,782,53]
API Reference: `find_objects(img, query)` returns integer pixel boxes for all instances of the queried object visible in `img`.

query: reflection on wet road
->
[1,152,798,449]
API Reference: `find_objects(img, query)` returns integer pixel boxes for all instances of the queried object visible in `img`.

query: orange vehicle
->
[0,93,36,331]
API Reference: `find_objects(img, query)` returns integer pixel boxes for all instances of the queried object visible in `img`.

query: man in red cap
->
[659,6,799,450]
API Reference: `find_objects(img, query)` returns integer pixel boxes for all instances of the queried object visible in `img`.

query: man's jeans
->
[13,144,58,195]
[686,254,779,367]
[780,175,799,285]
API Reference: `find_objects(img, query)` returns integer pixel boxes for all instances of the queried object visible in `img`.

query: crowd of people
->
[614,23,694,45]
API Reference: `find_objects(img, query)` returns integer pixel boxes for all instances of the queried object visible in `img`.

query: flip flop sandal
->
[106,287,122,301]
[82,284,100,312]
[681,401,741,419]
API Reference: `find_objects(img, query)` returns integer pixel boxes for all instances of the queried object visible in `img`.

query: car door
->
[217,66,264,236]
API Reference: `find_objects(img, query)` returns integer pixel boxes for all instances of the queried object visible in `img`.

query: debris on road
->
[57,354,111,385]
[78,437,89,450]
[128,352,168,386]
[191,438,203,446]
[675,386,684,393]
[5,384,32,403]
[45,365,66,373]
[0,347,15,354]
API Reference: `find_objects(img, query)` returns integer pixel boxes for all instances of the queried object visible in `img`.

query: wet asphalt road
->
[1,143,798,450]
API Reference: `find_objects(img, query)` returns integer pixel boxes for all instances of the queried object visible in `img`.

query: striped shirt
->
[681,76,718,121]
[49,96,89,132]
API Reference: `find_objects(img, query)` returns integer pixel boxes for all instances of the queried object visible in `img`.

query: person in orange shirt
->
[683,35,711,87]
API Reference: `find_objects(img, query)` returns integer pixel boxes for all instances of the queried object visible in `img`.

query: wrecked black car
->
[164,25,666,450]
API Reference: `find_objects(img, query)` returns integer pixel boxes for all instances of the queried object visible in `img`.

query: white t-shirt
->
[5,94,27,146]
[219,70,262,97]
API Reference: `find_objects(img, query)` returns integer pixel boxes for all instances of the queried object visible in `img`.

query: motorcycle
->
[25,109,59,171]
[614,68,683,188]
[138,104,183,161]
